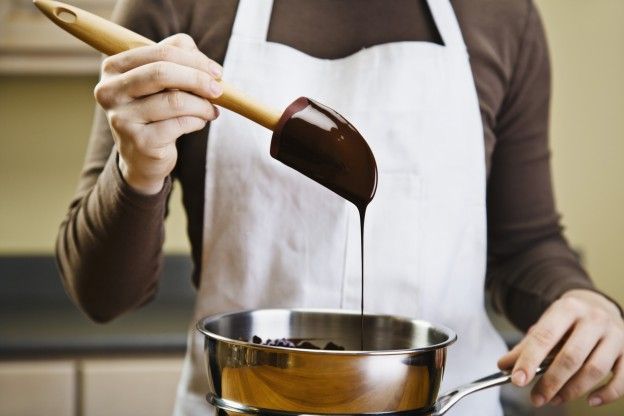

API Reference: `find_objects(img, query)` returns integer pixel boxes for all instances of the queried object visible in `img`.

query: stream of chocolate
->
[271,98,378,350]
[358,207,366,349]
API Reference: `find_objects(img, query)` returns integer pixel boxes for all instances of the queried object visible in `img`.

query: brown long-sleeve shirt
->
[57,0,605,330]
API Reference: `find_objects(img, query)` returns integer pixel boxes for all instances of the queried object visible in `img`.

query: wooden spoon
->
[33,0,281,130]
[33,0,377,208]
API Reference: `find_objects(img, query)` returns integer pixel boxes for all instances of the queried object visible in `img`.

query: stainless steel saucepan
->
[197,309,547,416]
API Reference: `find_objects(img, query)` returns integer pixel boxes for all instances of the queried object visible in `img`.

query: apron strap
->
[231,0,274,40]
[427,0,467,49]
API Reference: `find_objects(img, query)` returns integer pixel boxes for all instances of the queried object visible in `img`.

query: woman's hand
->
[94,33,223,194]
[498,289,624,407]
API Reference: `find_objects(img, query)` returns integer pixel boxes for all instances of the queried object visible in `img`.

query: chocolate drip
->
[271,97,378,350]
[359,206,366,350]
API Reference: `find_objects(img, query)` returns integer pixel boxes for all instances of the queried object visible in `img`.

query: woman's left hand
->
[498,289,624,407]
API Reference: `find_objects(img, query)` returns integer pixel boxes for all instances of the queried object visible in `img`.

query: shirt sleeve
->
[485,1,619,331]
[55,0,181,322]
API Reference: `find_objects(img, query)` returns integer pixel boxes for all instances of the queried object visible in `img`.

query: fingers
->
[497,341,522,371]
[96,61,223,108]
[143,116,209,144]
[556,334,621,403]
[498,291,624,409]
[109,90,217,150]
[95,33,224,110]
[121,90,219,124]
[498,325,537,371]
[93,33,224,195]
[511,298,579,388]
[101,37,222,79]
[590,356,624,406]
[113,115,207,167]
[109,94,216,152]
[161,33,200,50]
[531,318,605,405]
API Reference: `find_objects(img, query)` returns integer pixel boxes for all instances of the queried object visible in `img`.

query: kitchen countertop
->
[0,303,192,358]
[0,254,523,357]
[0,255,195,358]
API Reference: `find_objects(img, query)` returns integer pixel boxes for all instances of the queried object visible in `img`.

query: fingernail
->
[550,396,562,406]
[209,62,222,79]
[589,396,603,407]
[533,394,545,407]
[209,80,223,97]
[512,370,526,386]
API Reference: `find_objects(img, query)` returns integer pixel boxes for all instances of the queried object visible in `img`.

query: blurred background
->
[0,0,622,415]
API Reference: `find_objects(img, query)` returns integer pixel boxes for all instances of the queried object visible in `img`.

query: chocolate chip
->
[324,342,345,351]
[250,336,345,350]
[295,341,321,349]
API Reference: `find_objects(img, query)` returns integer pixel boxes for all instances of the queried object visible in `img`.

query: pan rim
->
[195,307,458,355]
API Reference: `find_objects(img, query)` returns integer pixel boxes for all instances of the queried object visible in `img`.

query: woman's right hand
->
[94,34,223,194]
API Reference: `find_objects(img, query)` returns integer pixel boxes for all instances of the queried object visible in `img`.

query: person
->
[56,0,624,415]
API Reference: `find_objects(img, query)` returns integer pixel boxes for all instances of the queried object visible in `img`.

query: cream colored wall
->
[536,0,624,304]
[1,0,623,413]
[534,1,624,414]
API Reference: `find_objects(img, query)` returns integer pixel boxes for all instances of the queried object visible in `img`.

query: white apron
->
[174,0,508,415]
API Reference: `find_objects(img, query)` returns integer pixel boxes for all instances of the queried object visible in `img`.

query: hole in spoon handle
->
[54,7,76,23]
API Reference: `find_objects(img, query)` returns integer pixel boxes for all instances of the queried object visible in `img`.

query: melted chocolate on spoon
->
[271,97,378,349]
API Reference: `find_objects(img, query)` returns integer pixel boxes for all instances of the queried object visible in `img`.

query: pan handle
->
[430,360,551,416]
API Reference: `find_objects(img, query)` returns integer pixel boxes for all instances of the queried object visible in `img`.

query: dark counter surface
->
[0,254,524,359]
[0,255,195,358]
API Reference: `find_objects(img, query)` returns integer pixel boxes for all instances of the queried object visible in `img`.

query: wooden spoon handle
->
[33,0,281,131]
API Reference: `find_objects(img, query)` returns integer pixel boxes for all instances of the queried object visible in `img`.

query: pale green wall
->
[0,76,95,253]
[0,0,623,413]
[0,76,190,254]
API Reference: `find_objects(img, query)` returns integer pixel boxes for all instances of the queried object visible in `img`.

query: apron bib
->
[174,1,508,415]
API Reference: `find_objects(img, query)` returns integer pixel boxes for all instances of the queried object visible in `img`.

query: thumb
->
[498,341,522,371]
[161,33,198,51]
